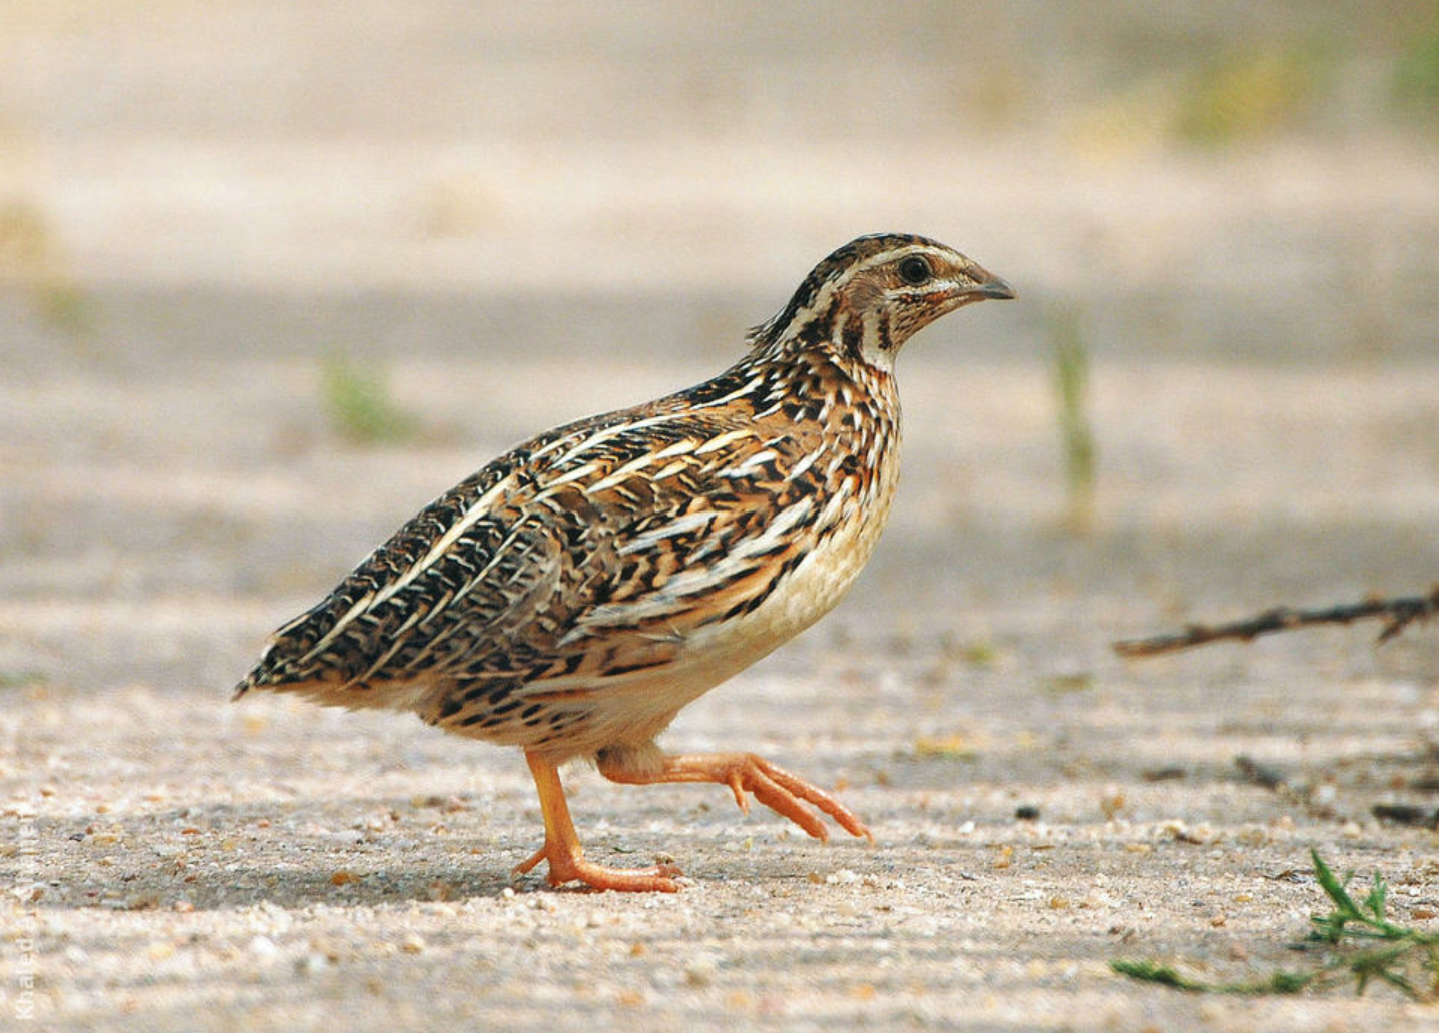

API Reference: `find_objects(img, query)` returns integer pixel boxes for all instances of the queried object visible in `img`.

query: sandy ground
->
[3,289,1439,1032]
[4,3,1439,1031]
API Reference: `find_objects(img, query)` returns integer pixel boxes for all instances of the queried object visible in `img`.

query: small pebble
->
[684,958,717,986]
[296,952,330,976]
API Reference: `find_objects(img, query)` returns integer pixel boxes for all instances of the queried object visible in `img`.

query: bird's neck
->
[727,332,899,444]
[750,296,902,374]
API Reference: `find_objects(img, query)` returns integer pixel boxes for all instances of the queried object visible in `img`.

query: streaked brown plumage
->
[235,233,1014,891]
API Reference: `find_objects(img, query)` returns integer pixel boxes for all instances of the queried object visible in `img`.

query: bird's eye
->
[898,255,931,286]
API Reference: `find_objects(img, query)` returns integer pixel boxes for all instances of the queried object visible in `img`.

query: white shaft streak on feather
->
[815,477,855,531]
[649,459,689,481]
[693,428,752,455]
[395,521,547,673]
[652,438,699,459]
[389,599,434,640]
[788,446,822,481]
[616,510,717,556]
[293,591,375,666]
[581,438,698,496]
[719,449,779,479]
[644,495,813,599]
[531,460,602,500]
[346,629,417,688]
[296,473,520,666]
[567,497,816,639]
[824,451,850,477]
[543,392,764,472]
[704,376,769,407]
[397,603,470,671]
[443,520,533,609]
[779,282,836,343]
[371,474,517,609]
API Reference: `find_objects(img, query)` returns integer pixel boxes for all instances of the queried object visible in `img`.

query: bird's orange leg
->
[513,751,682,892]
[598,751,872,843]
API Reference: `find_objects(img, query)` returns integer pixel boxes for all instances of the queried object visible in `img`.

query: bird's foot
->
[600,751,872,843]
[512,842,681,893]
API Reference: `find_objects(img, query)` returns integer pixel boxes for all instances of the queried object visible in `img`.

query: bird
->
[234,233,1015,892]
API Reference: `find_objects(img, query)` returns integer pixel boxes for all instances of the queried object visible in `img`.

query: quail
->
[235,233,1015,891]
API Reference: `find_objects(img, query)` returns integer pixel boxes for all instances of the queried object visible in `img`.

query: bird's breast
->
[679,421,902,672]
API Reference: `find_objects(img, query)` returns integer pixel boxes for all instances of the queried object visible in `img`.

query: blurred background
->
[6,10,1439,1026]
[1,0,1437,692]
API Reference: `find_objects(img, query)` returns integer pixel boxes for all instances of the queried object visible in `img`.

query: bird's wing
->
[231,447,556,698]
[235,392,833,705]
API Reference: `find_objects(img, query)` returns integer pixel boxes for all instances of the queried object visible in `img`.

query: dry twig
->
[1114,586,1439,658]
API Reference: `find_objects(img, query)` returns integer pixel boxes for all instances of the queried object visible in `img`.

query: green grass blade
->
[1111,960,1210,991]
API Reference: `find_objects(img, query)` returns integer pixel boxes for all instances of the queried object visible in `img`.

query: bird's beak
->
[969,275,1016,301]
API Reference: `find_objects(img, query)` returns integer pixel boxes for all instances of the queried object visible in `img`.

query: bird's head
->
[749,233,1015,371]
